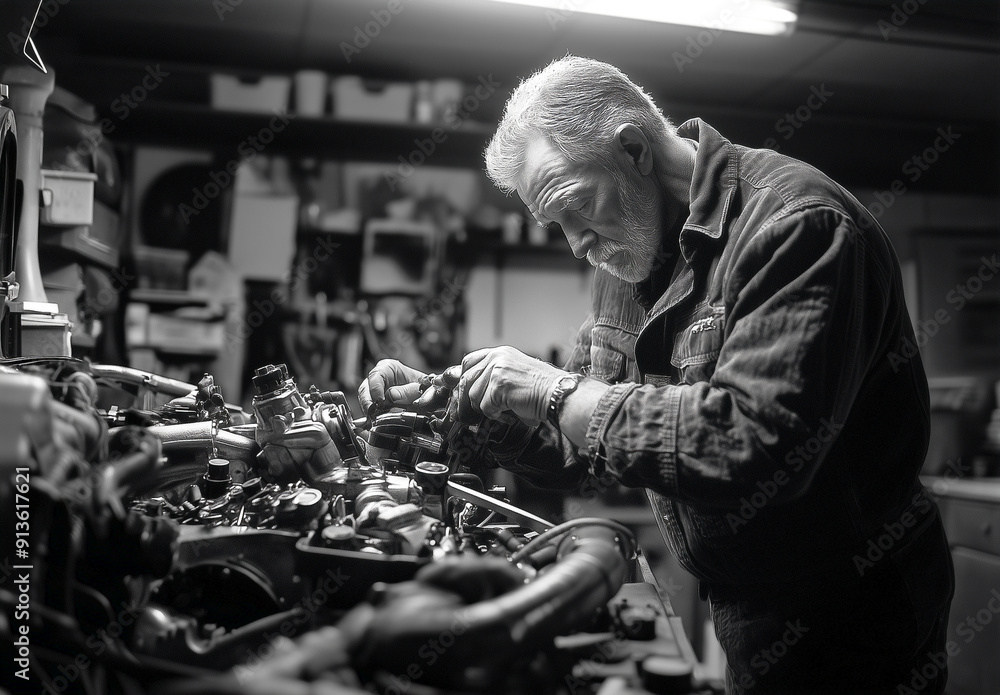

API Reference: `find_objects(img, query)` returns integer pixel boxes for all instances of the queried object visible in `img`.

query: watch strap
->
[547,373,581,426]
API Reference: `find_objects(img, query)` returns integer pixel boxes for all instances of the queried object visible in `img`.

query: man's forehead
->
[516,137,570,200]
[515,136,604,218]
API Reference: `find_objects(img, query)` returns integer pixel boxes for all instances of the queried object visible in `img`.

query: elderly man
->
[360,57,953,694]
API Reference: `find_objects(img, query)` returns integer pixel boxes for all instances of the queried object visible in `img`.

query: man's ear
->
[614,124,653,176]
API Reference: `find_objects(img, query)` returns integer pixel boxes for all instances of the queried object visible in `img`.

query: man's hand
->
[358,359,427,415]
[452,346,565,426]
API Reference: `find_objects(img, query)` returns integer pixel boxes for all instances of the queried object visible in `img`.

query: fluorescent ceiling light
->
[486,0,799,36]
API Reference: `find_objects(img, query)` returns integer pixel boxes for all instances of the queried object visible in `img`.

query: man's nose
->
[564,226,598,259]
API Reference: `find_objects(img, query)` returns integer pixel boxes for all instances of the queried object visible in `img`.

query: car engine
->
[0,358,696,695]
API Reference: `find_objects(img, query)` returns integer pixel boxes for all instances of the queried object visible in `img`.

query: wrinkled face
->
[515,136,664,283]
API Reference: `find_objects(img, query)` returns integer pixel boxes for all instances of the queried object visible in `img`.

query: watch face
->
[557,374,580,391]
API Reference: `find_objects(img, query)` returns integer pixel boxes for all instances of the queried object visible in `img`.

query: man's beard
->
[587,168,663,283]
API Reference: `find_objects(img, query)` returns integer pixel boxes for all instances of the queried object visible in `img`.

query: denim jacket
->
[499,119,936,587]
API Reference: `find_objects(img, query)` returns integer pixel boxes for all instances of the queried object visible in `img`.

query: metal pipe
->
[90,364,197,397]
[113,422,259,462]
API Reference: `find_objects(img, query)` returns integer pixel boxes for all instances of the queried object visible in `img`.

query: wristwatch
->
[547,373,582,426]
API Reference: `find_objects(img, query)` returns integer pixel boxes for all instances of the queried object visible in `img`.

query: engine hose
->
[50,399,105,462]
[114,422,260,463]
[353,523,631,687]
[476,527,558,569]
[508,516,635,564]
[103,428,163,498]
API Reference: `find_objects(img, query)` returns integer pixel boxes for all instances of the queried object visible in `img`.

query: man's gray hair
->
[485,56,675,194]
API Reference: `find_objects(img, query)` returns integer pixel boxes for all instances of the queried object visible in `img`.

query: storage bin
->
[147,313,226,354]
[332,77,412,123]
[133,246,190,291]
[294,70,328,116]
[125,303,226,355]
[40,200,122,269]
[39,169,97,226]
[211,74,291,113]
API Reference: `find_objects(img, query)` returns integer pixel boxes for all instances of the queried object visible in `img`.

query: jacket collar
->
[676,118,739,250]
[631,119,738,312]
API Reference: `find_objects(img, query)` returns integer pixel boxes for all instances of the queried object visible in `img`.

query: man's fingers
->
[479,379,506,421]
[366,370,388,406]
[467,363,497,421]
[461,348,491,372]
[457,361,491,424]
[358,380,373,412]
[362,360,430,412]
[386,383,423,405]
[436,365,462,389]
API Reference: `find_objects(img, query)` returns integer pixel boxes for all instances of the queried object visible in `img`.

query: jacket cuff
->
[585,383,639,474]
[584,382,683,497]
[652,386,682,496]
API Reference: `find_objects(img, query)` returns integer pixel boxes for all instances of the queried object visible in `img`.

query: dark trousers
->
[708,516,955,695]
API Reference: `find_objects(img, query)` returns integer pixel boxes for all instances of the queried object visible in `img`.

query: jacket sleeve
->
[584,206,891,508]
[460,314,596,490]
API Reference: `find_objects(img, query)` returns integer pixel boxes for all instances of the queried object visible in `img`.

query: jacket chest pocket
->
[589,324,639,384]
[670,305,726,385]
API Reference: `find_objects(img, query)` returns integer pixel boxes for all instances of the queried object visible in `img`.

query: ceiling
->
[2,0,998,194]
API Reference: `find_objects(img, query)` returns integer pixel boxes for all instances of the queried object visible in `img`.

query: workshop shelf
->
[112,102,495,166]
